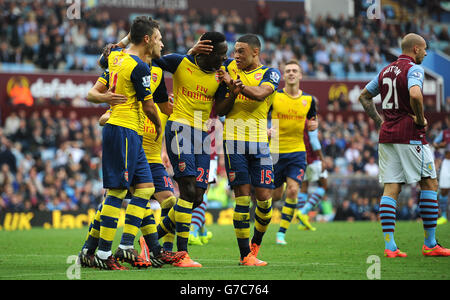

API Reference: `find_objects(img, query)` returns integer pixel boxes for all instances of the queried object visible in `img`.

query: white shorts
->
[208,156,218,183]
[305,160,328,182]
[439,158,450,189]
[378,143,437,184]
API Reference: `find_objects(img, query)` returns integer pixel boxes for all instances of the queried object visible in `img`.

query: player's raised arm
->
[187,38,214,56]
[87,71,128,105]
[236,76,277,102]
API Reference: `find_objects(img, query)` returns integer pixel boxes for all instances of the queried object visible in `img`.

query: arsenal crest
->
[152,73,158,82]
[254,73,262,80]
[229,171,236,182]
[124,171,129,182]
[178,161,186,172]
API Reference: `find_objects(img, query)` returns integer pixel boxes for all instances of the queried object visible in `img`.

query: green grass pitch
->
[0,221,449,280]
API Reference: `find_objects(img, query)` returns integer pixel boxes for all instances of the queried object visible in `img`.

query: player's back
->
[376,54,426,144]
[105,48,152,133]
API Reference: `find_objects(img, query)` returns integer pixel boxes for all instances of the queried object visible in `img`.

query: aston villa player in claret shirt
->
[359,33,450,258]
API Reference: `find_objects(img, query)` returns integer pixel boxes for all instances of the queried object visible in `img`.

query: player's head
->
[401,33,427,64]
[283,60,302,85]
[195,31,228,72]
[130,16,164,58]
[234,34,261,70]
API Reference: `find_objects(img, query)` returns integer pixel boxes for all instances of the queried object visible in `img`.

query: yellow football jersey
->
[223,59,281,142]
[101,48,153,133]
[98,60,169,163]
[141,62,170,164]
[154,54,228,131]
[269,89,316,153]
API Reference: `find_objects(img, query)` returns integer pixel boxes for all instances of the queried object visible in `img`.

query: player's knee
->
[255,189,272,202]
[133,187,155,200]
[180,188,196,202]
[272,188,283,201]
[420,178,438,192]
[286,184,299,199]
[178,180,196,201]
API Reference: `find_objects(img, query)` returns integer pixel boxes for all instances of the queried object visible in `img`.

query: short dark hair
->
[237,34,261,49]
[284,59,302,73]
[199,31,226,49]
[130,16,160,44]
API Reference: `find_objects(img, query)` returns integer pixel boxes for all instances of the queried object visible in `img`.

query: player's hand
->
[267,127,276,139]
[103,89,127,106]
[375,120,384,130]
[189,39,214,55]
[102,43,120,59]
[227,75,244,96]
[216,69,231,85]
[409,113,427,127]
[154,124,162,142]
[161,150,171,169]
[307,118,318,131]
[232,75,245,92]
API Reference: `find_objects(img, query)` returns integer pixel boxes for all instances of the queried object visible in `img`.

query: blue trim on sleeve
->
[365,72,380,96]
[308,129,321,151]
[407,65,424,90]
[433,131,443,144]
[153,53,185,74]
[130,57,152,101]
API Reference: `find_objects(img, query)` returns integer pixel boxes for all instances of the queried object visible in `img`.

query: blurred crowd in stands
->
[1,108,448,221]
[0,0,449,77]
[0,0,449,220]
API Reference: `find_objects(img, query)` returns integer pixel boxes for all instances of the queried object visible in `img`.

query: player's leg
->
[189,193,208,245]
[298,177,327,231]
[153,190,177,251]
[142,164,176,253]
[277,178,299,244]
[94,124,131,270]
[419,177,450,256]
[272,154,288,244]
[164,121,200,263]
[113,138,155,267]
[250,142,274,259]
[276,152,306,242]
[300,167,326,216]
[95,188,129,269]
[195,156,219,245]
[297,180,309,230]
[224,140,257,263]
[378,143,407,257]
[79,200,104,267]
[380,183,405,257]
[396,143,449,256]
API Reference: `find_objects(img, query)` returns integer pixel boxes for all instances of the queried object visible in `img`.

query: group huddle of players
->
[77,17,449,270]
